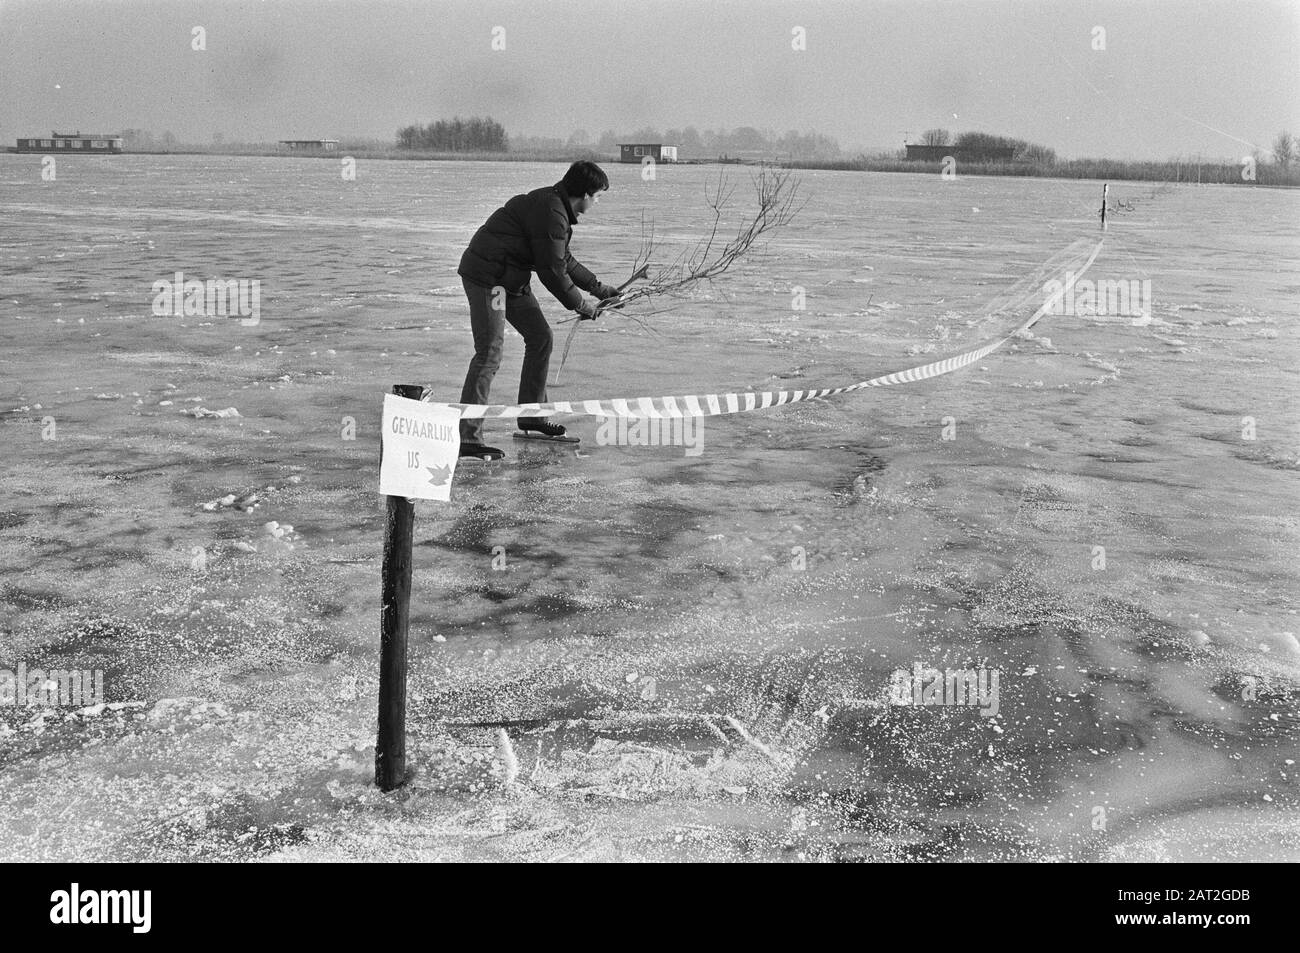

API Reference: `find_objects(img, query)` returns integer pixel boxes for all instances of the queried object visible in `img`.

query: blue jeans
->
[458,277,553,443]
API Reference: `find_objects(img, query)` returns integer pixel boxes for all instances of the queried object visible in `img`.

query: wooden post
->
[1100,183,1109,230]
[376,383,425,790]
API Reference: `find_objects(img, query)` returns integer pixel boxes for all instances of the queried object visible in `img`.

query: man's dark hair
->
[561,160,609,197]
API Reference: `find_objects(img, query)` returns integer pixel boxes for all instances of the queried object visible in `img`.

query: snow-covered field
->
[1,155,1297,861]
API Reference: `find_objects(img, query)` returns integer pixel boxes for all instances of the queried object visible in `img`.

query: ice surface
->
[0,156,1297,861]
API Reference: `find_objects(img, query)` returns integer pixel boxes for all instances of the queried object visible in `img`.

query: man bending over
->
[455,160,619,459]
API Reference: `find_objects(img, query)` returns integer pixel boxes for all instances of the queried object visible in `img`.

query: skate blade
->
[513,431,580,444]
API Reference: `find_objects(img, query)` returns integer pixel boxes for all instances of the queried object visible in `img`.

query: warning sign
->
[379,394,461,501]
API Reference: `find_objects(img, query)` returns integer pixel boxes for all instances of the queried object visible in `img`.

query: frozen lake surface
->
[1,155,1297,861]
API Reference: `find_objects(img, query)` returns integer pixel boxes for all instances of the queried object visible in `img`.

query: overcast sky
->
[1,0,1296,159]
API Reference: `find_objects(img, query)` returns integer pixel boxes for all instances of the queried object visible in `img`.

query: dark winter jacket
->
[457,182,614,310]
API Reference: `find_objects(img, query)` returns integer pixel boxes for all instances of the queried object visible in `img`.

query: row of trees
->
[508,126,841,160]
[920,129,1057,163]
[602,126,841,159]
[118,128,180,150]
[103,122,1300,166]
[395,116,507,152]
[110,120,838,158]
[922,127,1300,168]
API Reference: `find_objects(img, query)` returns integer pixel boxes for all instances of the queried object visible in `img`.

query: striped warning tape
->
[424,239,1103,420]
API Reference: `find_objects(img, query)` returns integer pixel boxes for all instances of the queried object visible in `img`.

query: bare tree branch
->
[551,165,803,385]
[621,164,803,307]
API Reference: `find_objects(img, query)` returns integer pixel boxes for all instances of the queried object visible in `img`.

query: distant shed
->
[618,143,677,163]
[16,131,122,154]
[280,139,340,151]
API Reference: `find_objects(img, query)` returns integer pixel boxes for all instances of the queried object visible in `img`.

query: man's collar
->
[555,182,578,225]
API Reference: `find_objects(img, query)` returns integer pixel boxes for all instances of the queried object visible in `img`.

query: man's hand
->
[575,299,599,321]
[594,282,620,301]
